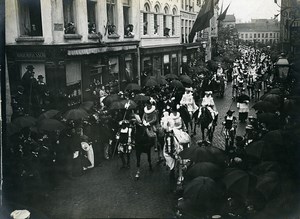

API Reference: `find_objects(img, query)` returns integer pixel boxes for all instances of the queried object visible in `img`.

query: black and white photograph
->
[1,0,300,218]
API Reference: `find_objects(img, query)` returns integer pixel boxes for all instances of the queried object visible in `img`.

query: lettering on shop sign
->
[54,23,64,31]
[16,52,46,59]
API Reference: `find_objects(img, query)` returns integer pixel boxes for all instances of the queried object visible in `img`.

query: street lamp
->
[275,53,290,82]
[201,41,207,62]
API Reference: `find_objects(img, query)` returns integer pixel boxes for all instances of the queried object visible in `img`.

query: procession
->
[3,0,300,218]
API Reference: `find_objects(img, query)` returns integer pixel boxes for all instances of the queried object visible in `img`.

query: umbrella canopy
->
[7,123,21,136]
[133,94,150,103]
[145,78,158,87]
[125,83,141,91]
[102,94,121,106]
[179,75,193,85]
[252,161,281,175]
[183,176,223,210]
[165,73,178,80]
[252,101,277,112]
[262,130,283,146]
[186,162,222,180]
[37,119,66,132]
[245,140,267,160]
[222,168,250,199]
[245,140,282,161]
[12,116,37,129]
[261,94,281,106]
[109,99,137,110]
[170,79,184,89]
[155,76,168,85]
[256,113,277,124]
[237,94,250,103]
[179,146,227,165]
[38,110,60,120]
[256,171,280,200]
[283,98,296,113]
[79,101,94,112]
[63,108,89,120]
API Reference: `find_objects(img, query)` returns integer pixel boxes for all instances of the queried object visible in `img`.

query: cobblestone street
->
[27,84,257,219]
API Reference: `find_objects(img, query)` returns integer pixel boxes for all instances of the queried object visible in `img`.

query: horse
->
[134,123,155,179]
[192,106,215,142]
[178,105,193,134]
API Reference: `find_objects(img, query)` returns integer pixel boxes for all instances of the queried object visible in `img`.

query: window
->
[154,5,160,35]
[172,8,177,35]
[254,33,256,38]
[249,33,252,38]
[182,0,184,9]
[143,3,150,35]
[262,33,264,38]
[265,33,268,38]
[163,7,169,36]
[19,0,43,36]
[123,0,132,36]
[66,61,81,86]
[262,39,264,43]
[270,33,272,38]
[107,0,117,35]
[87,0,97,34]
[63,0,76,34]
[258,33,260,38]
[245,34,248,38]
[241,34,244,38]
[163,55,170,75]
[171,53,178,75]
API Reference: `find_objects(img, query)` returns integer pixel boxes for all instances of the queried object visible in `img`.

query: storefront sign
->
[16,52,46,60]
[68,45,137,56]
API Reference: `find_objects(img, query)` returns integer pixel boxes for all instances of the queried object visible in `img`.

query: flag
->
[188,0,215,43]
[217,3,230,21]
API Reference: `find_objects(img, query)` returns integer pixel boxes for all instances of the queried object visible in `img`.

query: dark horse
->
[178,105,193,134]
[192,106,215,141]
[134,123,155,179]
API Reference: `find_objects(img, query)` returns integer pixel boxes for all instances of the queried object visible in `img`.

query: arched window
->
[172,8,177,35]
[163,6,169,36]
[143,3,150,35]
[154,5,160,35]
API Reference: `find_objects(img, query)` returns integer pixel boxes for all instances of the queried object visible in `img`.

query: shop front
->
[140,45,182,86]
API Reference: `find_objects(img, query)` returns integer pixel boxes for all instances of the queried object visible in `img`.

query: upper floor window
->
[172,8,177,35]
[254,33,256,38]
[258,33,260,38]
[19,0,43,36]
[154,5,160,35]
[123,0,133,37]
[249,33,252,38]
[241,34,244,38]
[63,0,76,34]
[143,3,150,35]
[87,0,97,34]
[163,6,170,36]
[245,33,248,38]
[265,33,268,38]
[107,0,117,35]
[270,32,272,38]
[262,33,264,38]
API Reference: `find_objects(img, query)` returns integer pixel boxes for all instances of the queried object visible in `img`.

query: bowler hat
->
[226,110,235,115]
[37,75,44,79]
[26,65,34,70]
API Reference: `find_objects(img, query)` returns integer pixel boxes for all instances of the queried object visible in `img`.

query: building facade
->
[236,19,280,44]
[220,14,236,28]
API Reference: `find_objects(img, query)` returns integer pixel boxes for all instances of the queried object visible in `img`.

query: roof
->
[223,14,236,22]
[236,21,280,32]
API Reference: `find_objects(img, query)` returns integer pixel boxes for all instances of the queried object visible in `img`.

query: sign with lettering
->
[54,23,64,31]
[16,52,46,60]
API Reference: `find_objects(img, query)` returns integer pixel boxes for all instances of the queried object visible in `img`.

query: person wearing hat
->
[223,110,237,150]
[180,87,198,121]
[117,120,132,169]
[37,74,48,110]
[232,72,239,100]
[201,91,215,108]
[237,88,250,123]
[142,100,158,150]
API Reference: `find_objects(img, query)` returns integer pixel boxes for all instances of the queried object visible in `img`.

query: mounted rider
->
[180,87,198,119]
[199,91,218,124]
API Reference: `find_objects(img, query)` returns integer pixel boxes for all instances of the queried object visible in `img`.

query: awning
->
[67,45,137,56]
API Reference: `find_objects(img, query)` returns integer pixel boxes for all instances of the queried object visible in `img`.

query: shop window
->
[66,61,82,107]
[107,0,118,36]
[108,57,119,81]
[163,55,170,75]
[154,5,160,35]
[153,56,162,76]
[142,57,152,76]
[87,0,97,34]
[172,53,178,75]
[90,61,105,86]
[63,0,76,34]
[143,3,150,35]
[18,0,43,36]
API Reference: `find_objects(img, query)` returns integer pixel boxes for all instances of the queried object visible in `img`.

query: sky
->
[219,0,280,23]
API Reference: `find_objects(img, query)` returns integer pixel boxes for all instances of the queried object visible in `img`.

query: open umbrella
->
[256,113,277,124]
[134,94,150,103]
[186,162,222,180]
[155,76,168,85]
[170,79,184,89]
[102,94,121,106]
[256,171,280,200]
[179,75,193,85]
[37,119,66,132]
[63,108,89,120]
[261,94,281,106]
[268,88,282,95]
[12,116,37,129]
[183,176,223,211]
[38,110,60,120]
[252,161,281,175]
[262,130,283,146]
[245,140,267,160]
[222,168,250,199]
[125,83,141,91]
[165,73,178,80]
[252,101,277,112]
[79,101,94,112]
[145,78,158,87]
[109,99,137,110]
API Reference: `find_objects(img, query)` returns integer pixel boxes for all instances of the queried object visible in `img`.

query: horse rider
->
[142,100,158,151]
[116,120,133,169]
[180,87,198,121]
[223,110,237,152]
[201,91,218,118]
[247,66,255,99]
